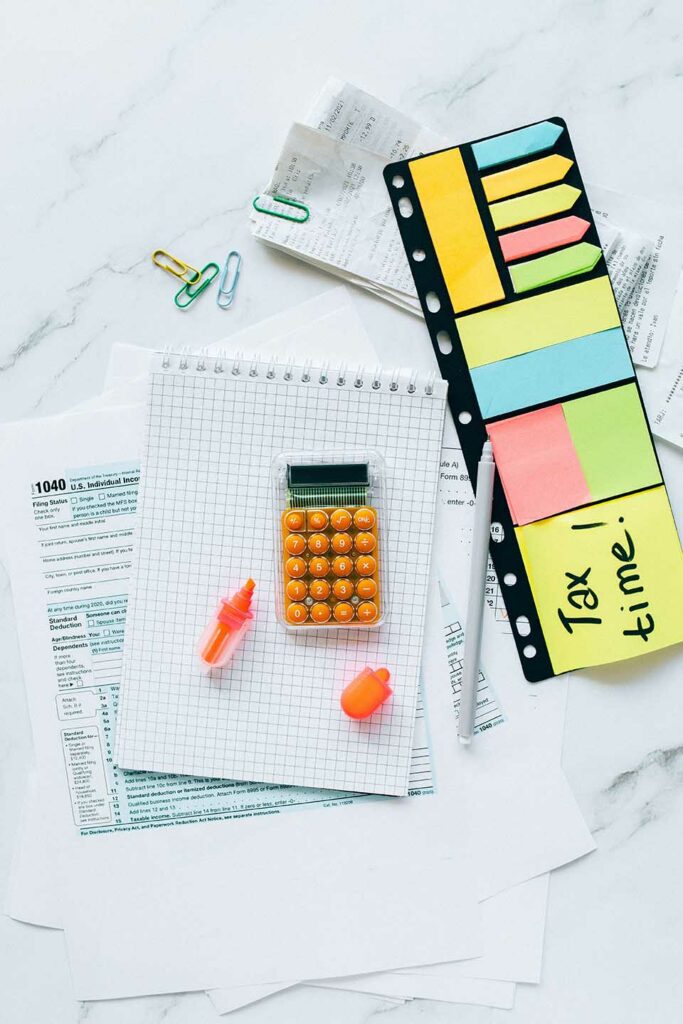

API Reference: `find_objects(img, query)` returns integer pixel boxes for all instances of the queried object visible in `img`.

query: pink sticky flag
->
[499,216,591,262]
[488,405,591,525]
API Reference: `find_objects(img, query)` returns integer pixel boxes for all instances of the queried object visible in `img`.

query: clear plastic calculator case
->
[271,450,388,630]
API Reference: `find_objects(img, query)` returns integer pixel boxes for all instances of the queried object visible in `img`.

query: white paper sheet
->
[113,352,446,795]
[590,184,683,367]
[312,975,515,1010]
[647,272,683,449]
[252,123,420,311]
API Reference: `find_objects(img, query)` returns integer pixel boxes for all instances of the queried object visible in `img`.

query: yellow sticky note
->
[410,149,504,313]
[456,277,620,368]
[482,155,574,203]
[489,184,581,231]
[516,487,683,673]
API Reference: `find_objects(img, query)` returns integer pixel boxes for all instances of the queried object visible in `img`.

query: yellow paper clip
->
[216,251,242,309]
[252,194,310,224]
[152,249,201,284]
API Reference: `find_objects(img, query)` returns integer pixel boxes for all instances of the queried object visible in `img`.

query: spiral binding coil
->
[157,350,443,397]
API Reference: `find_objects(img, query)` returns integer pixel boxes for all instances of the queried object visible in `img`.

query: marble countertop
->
[2,1,683,1021]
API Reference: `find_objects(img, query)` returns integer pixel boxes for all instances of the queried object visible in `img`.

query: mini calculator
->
[278,462,383,629]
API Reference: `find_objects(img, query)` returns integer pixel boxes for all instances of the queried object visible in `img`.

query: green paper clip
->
[252,194,310,223]
[174,262,220,309]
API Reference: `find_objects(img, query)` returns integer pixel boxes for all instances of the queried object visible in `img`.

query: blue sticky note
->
[471,328,635,420]
[472,121,564,171]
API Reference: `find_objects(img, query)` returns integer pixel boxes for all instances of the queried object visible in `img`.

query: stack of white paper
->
[2,289,597,1018]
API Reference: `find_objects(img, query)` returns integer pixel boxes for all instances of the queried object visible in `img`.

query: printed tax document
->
[1,396,483,999]
[5,355,591,1004]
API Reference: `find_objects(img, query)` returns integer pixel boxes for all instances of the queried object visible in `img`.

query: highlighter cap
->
[340,666,392,720]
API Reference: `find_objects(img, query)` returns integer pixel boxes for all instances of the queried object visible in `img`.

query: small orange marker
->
[341,666,392,719]
[198,579,255,670]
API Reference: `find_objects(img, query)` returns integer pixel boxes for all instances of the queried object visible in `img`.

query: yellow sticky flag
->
[489,184,581,231]
[516,487,683,674]
[456,277,620,368]
[410,148,504,313]
[482,154,574,203]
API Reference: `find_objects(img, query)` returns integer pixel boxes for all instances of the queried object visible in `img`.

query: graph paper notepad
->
[114,352,447,796]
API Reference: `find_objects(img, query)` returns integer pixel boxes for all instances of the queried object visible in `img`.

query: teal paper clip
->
[252,194,310,223]
[174,262,220,309]
[216,250,242,309]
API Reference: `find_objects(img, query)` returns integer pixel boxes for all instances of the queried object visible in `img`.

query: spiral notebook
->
[114,352,447,796]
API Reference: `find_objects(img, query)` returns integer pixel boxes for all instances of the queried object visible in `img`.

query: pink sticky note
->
[498,216,591,262]
[488,405,590,525]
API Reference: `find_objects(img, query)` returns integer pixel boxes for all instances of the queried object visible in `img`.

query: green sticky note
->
[510,242,602,294]
[563,384,661,501]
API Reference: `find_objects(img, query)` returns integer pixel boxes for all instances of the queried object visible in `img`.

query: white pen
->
[458,439,496,745]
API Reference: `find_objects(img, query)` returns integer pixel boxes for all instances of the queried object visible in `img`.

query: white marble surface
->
[2,1,683,1020]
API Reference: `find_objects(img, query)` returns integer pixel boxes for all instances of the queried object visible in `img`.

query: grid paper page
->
[115,353,447,795]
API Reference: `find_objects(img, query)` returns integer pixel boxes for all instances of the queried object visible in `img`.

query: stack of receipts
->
[252,78,683,422]
[1,288,598,1016]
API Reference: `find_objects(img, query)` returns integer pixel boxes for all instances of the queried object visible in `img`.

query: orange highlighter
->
[198,579,255,670]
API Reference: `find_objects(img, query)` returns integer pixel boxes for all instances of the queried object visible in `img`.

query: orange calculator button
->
[354,531,376,553]
[355,577,377,600]
[356,601,378,623]
[355,555,376,577]
[309,578,331,600]
[310,602,332,623]
[332,556,353,577]
[332,578,354,600]
[286,602,308,624]
[285,533,306,555]
[331,532,353,554]
[286,578,307,601]
[309,556,330,578]
[353,507,375,530]
[333,601,354,623]
[308,532,330,555]
[285,556,307,578]
[308,509,329,531]
[330,508,352,531]
[285,510,305,531]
